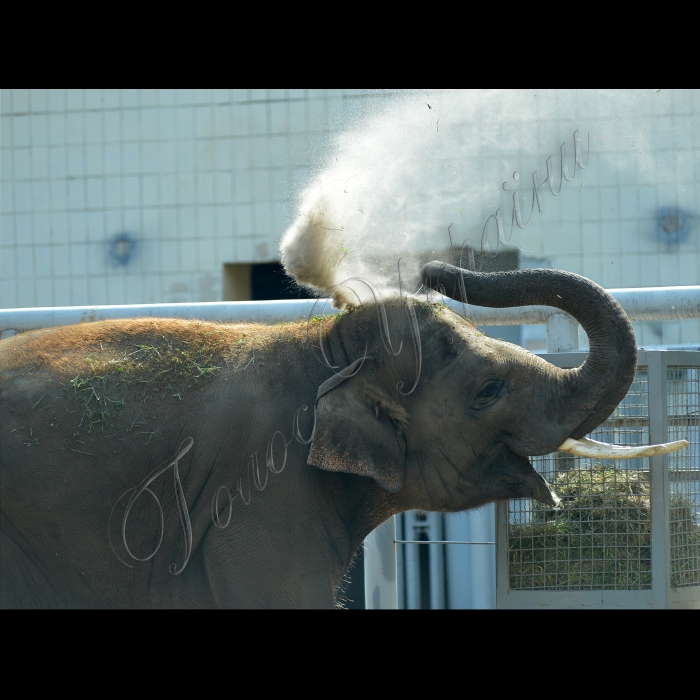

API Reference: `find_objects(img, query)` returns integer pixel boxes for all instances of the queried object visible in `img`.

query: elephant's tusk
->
[557,436,689,459]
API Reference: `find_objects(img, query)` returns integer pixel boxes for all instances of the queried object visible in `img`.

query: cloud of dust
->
[280,89,663,308]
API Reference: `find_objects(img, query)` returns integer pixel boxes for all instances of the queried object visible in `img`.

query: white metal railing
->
[2,286,699,608]
[0,299,329,338]
[2,287,699,338]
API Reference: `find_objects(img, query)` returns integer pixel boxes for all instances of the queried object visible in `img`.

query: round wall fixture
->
[657,207,690,245]
[109,232,137,266]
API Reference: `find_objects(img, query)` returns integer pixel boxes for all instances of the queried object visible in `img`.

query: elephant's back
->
[0,318,245,465]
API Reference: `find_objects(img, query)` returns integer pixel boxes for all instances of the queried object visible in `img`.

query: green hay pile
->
[670,492,700,587]
[509,464,700,590]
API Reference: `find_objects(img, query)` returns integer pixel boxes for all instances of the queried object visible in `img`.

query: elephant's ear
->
[308,382,409,493]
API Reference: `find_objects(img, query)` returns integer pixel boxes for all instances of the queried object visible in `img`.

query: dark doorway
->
[251,263,316,301]
[223,262,316,302]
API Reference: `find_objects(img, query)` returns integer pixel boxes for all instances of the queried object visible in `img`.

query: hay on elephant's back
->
[508,464,700,590]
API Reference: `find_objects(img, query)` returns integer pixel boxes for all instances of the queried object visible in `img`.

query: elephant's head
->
[306,264,638,514]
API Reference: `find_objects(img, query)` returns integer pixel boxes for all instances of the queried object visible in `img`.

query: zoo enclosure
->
[360,286,700,609]
[496,349,699,608]
[2,287,699,609]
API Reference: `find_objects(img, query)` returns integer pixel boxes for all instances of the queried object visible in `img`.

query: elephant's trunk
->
[420,262,638,445]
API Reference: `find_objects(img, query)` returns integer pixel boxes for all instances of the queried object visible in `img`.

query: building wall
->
[515,89,700,348]
[1,88,698,345]
[0,89,392,308]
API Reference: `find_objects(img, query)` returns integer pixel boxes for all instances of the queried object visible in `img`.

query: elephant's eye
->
[472,380,503,409]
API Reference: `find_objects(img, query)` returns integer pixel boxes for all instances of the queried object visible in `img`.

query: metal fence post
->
[648,351,671,607]
[495,501,510,609]
[547,322,579,481]
[546,313,579,352]
[395,513,405,608]
[547,318,580,472]
[364,517,398,609]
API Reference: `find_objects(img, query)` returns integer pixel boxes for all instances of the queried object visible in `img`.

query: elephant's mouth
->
[495,443,560,508]
[526,463,560,508]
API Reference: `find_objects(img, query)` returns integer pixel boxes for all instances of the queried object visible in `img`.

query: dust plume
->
[280,89,667,308]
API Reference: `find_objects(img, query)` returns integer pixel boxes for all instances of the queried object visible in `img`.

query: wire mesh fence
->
[668,366,700,587]
[390,353,700,607]
[508,369,652,590]
[498,350,700,608]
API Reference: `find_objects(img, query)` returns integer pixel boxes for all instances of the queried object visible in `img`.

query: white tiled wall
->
[1,89,698,345]
[0,88,393,308]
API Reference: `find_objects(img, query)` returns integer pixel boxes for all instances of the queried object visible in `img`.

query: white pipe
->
[3,286,697,335]
[607,286,700,322]
[442,286,700,326]
[0,299,341,335]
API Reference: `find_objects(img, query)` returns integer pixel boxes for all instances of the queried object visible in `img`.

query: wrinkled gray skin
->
[0,266,637,608]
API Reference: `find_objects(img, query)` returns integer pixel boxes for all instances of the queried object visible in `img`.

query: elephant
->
[0,264,639,608]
